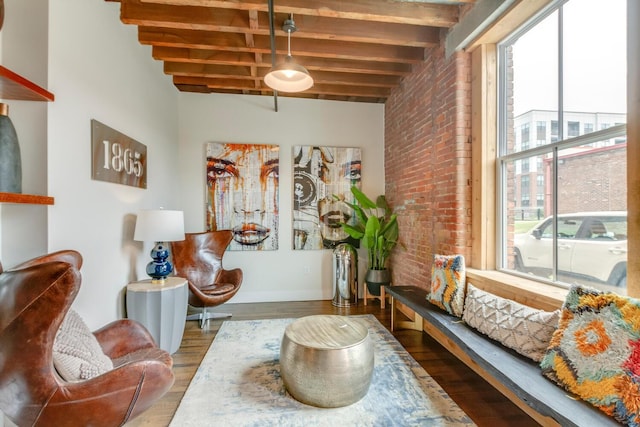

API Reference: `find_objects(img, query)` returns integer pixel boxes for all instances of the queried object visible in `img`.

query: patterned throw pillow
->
[540,285,640,426]
[53,309,114,381]
[428,254,466,317]
[462,283,560,362]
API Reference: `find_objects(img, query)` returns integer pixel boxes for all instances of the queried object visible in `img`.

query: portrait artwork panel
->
[292,146,361,250]
[206,143,279,251]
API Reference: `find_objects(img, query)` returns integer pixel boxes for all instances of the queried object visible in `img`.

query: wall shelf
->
[0,65,54,102]
[0,192,54,205]
[0,66,55,205]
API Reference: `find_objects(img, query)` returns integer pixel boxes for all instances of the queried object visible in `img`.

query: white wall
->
[46,0,179,329]
[0,0,49,264]
[178,93,384,303]
[1,0,384,331]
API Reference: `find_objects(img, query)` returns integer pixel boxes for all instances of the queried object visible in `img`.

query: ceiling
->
[108,0,475,103]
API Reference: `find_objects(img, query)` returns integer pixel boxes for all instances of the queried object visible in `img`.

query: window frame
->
[465,0,638,304]
[495,0,627,288]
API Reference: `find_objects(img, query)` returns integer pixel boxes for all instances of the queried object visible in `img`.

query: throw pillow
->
[428,254,466,317]
[53,309,114,381]
[462,283,560,362]
[540,284,640,426]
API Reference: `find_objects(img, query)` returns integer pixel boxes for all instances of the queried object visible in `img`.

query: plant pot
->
[365,269,391,296]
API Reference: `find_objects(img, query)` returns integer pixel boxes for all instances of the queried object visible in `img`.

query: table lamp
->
[134,209,185,283]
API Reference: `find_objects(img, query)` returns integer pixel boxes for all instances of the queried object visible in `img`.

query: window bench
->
[385,285,619,427]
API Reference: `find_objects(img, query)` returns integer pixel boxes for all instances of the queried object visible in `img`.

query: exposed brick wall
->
[385,46,472,290]
[556,144,627,213]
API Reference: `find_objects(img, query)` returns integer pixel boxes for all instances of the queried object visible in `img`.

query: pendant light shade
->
[265,16,313,93]
[264,56,313,92]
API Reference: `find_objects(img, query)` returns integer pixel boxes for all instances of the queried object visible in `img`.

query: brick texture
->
[385,46,472,291]
[557,144,627,213]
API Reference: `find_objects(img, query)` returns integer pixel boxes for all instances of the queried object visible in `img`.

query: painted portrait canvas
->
[292,145,361,250]
[206,143,279,251]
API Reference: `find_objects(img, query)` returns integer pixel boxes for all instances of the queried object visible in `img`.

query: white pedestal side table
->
[126,277,188,354]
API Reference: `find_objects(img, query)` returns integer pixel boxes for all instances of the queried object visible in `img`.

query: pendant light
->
[264,15,313,93]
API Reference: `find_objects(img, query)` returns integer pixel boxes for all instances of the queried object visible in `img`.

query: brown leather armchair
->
[0,250,175,427]
[171,231,243,328]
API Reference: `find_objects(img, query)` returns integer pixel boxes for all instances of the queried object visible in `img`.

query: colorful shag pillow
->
[462,283,560,362]
[428,254,466,317]
[540,284,640,426]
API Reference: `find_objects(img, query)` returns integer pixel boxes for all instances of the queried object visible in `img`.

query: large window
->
[498,0,627,292]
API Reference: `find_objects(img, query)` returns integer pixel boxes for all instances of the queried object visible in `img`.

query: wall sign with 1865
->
[91,119,147,189]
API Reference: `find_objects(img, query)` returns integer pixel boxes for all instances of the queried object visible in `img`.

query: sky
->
[512,0,627,117]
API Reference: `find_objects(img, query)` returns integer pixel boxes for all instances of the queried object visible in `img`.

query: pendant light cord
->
[267,0,278,111]
[287,14,293,57]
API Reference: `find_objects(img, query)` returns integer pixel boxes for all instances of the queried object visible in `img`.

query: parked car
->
[513,211,627,287]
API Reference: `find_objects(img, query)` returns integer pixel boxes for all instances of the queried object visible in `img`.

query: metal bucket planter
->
[365,269,391,296]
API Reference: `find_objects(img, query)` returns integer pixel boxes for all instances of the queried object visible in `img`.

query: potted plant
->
[336,186,401,296]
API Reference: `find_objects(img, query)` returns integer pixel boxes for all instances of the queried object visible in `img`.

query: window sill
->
[466,268,567,312]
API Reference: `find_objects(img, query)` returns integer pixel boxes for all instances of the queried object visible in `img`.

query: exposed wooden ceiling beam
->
[173,75,392,98]
[138,0,463,27]
[121,1,441,48]
[138,28,426,63]
[164,62,402,87]
[152,47,414,76]
[107,0,471,103]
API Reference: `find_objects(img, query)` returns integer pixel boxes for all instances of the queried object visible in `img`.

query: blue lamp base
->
[146,242,173,284]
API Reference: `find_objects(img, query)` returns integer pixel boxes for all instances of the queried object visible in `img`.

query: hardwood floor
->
[125,299,540,427]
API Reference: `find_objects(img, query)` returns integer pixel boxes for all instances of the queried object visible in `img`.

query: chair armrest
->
[217,268,243,287]
[10,250,83,271]
[44,359,175,426]
[94,319,157,359]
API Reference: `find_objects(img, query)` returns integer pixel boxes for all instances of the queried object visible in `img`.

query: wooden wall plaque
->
[91,119,147,189]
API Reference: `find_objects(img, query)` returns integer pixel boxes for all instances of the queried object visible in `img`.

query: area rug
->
[169,315,475,426]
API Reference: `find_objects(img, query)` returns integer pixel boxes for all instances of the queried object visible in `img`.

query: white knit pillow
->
[53,309,113,381]
[462,283,560,362]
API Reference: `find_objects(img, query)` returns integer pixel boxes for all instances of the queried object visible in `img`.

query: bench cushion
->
[463,283,560,362]
[387,285,620,427]
[541,284,640,426]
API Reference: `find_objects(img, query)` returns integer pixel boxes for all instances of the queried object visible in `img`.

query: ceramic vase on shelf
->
[0,103,22,193]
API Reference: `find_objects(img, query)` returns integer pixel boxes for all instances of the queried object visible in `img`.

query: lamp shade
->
[264,56,314,93]
[134,209,185,242]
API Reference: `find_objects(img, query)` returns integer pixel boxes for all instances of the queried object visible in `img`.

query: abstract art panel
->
[292,146,361,250]
[206,143,279,251]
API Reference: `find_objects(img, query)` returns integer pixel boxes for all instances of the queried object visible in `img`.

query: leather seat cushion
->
[200,283,236,296]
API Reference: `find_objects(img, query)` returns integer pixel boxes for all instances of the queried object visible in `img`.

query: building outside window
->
[584,123,593,134]
[536,121,546,142]
[520,123,530,147]
[498,0,627,292]
[551,120,558,141]
[567,121,580,137]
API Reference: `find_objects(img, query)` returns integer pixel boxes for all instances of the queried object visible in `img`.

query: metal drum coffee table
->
[280,315,374,408]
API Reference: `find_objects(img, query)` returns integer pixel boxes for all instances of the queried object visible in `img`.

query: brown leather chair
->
[171,231,243,328]
[0,250,175,427]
